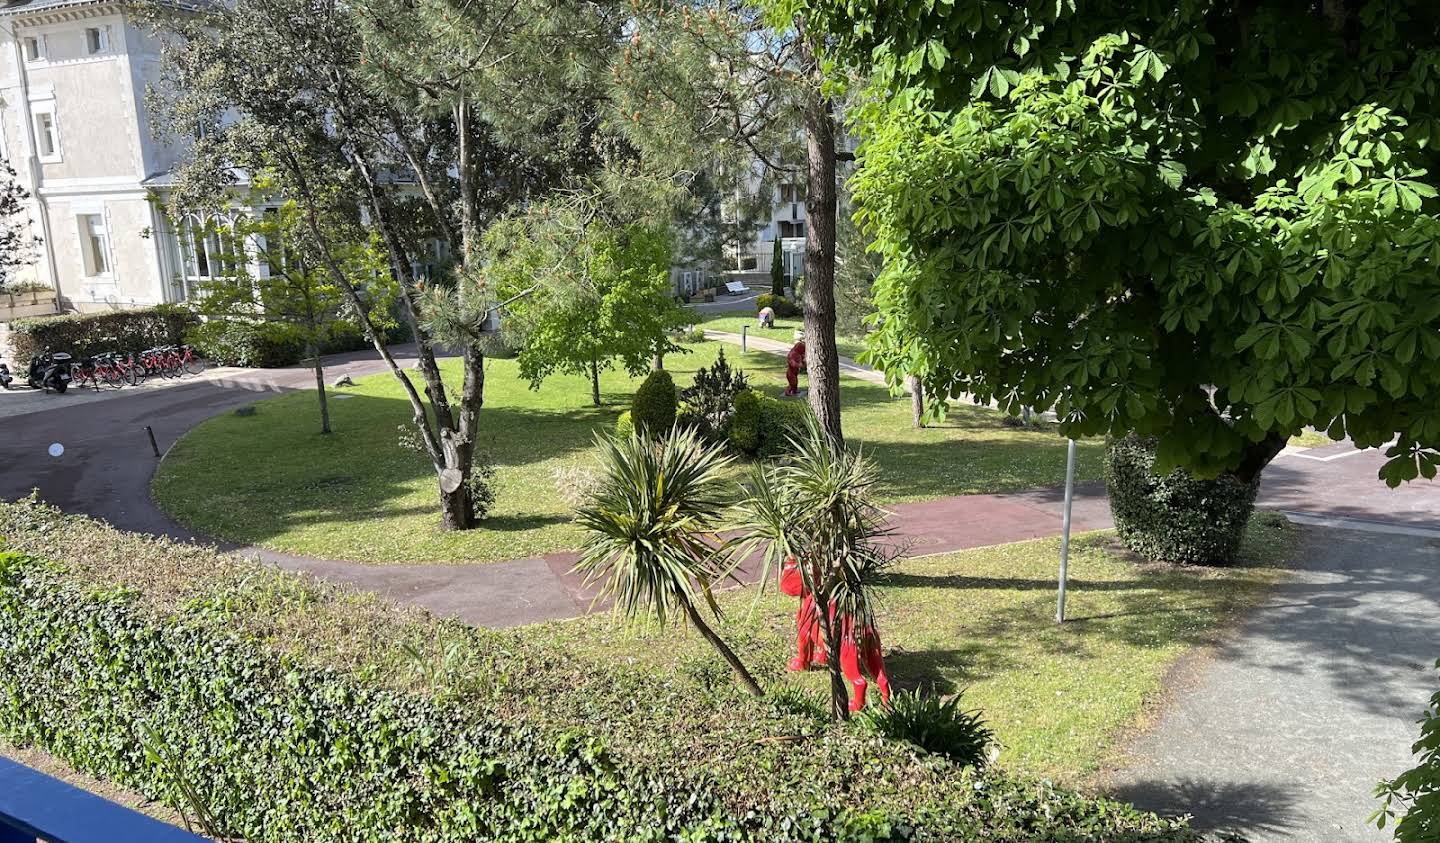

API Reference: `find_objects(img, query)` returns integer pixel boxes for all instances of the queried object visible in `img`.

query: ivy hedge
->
[0,499,1203,842]
[4,305,199,362]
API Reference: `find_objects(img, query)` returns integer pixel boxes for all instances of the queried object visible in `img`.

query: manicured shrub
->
[683,326,707,344]
[631,369,677,436]
[6,305,199,361]
[757,293,801,318]
[728,389,813,457]
[757,395,814,457]
[1104,434,1259,565]
[614,409,635,439]
[859,691,994,769]
[679,348,749,441]
[0,499,1203,843]
[466,454,498,521]
[728,388,763,454]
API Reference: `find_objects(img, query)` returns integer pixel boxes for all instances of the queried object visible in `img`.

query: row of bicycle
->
[0,345,206,394]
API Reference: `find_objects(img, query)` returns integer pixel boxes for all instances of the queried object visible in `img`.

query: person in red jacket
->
[785,337,807,396]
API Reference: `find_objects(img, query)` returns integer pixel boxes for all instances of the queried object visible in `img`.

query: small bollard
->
[145,425,161,459]
[741,325,748,354]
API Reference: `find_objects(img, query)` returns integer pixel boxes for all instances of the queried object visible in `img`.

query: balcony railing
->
[0,757,206,843]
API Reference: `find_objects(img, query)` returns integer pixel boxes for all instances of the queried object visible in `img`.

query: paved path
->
[1105,527,1439,841]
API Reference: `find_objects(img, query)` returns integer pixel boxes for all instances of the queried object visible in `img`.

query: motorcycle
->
[26,350,73,394]
[0,362,11,390]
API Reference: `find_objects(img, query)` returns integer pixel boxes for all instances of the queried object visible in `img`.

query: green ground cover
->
[154,339,1103,564]
[0,498,1296,839]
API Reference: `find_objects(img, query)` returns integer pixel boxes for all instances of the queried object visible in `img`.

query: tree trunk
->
[652,351,664,371]
[816,597,851,721]
[801,79,843,446]
[680,594,764,698]
[1234,431,1288,485]
[309,340,331,435]
[590,356,601,406]
[908,375,925,429]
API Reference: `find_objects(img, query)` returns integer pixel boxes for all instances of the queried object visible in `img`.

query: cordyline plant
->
[732,416,896,721]
[574,426,763,698]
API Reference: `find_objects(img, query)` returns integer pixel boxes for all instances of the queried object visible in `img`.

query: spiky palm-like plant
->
[733,416,895,719]
[574,426,763,697]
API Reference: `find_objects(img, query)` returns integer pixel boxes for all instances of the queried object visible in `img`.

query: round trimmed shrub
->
[630,369,677,436]
[1104,434,1259,565]
[728,389,763,454]
[614,410,635,439]
[756,294,801,318]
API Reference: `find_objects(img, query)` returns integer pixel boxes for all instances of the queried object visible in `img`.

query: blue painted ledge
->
[0,756,207,843]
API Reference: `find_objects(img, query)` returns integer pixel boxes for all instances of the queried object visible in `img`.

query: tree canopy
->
[802,0,1440,485]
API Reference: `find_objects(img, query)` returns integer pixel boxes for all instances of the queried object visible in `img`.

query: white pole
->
[1057,437,1077,623]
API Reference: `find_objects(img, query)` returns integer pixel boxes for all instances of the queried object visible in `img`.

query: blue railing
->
[0,757,207,843]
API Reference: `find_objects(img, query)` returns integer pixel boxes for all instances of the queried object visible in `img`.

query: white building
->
[0,0,201,312]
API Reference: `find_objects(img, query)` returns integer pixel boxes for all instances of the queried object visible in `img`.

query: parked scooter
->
[26,349,73,393]
[0,362,11,390]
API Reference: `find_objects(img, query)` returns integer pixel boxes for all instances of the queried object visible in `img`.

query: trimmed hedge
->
[614,409,634,439]
[0,499,1201,842]
[5,305,199,361]
[631,369,677,435]
[728,388,814,457]
[188,319,409,368]
[757,293,802,318]
[1104,435,1260,565]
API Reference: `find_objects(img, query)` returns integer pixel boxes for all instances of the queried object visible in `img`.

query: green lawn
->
[532,513,1298,784]
[697,312,868,360]
[155,339,1104,564]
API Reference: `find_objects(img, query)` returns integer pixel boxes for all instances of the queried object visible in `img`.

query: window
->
[79,214,111,277]
[85,27,109,55]
[779,183,805,203]
[778,220,805,239]
[33,109,59,161]
[22,36,44,62]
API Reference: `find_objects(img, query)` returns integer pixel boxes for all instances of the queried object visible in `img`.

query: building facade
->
[0,0,197,313]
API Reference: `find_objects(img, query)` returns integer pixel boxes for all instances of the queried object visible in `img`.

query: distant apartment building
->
[0,0,212,313]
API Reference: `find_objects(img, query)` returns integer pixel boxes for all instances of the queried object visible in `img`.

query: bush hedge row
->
[1104,434,1260,565]
[188,319,410,368]
[0,498,1201,843]
[5,305,200,362]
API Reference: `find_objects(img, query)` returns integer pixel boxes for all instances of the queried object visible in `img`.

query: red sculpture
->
[785,339,807,396]
[780,557,892,711]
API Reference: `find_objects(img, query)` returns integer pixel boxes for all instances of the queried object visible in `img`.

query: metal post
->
[1057,437,1077,623]
[145,426,161,459]
[741,324,748,354]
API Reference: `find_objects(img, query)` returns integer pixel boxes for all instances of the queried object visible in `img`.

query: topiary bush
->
[631,369,677,436]
[1104,434,1260,565]
[6,305,199,361]
[0,499,1203,843]
[728,389,814,458]
[756,294,802,318]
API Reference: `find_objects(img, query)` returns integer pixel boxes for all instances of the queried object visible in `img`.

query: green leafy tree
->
[575,427,763,697]
[181,202,388,434]
[491,210,688,406]
[802,0,1440,489]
